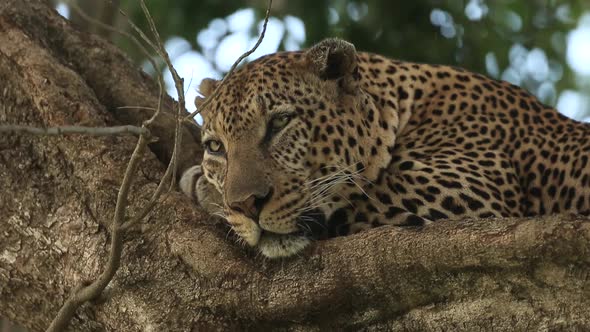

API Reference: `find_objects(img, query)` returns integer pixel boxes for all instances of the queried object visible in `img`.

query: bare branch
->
[111,2,162,61]
[138,0,184,189]
[0,124,148,136]
[184,0,273,121]
[120,0,192,229]
[46,131,149,332]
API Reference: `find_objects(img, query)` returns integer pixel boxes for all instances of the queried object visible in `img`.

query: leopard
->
[180,38,590,259]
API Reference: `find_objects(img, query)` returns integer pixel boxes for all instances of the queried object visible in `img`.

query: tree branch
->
[0,124,148,136]
[137,0,184,190]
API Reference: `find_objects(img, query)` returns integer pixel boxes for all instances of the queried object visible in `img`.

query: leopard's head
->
[196,38,396,258]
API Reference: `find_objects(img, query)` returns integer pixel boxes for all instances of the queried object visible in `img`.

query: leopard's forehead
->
[202,51,305,138]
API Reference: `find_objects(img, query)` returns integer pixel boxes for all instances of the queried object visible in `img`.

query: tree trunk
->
[1,1,589,331]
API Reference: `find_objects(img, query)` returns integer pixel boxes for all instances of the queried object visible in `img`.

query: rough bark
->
[0,1,589,331]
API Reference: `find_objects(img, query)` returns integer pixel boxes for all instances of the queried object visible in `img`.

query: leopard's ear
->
[195,78,220,109]
[304,38,359,92]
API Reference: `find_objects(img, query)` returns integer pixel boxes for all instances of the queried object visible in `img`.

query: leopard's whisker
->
[305,162,360,185]
[302,168,363,211]
[297,215,326,231]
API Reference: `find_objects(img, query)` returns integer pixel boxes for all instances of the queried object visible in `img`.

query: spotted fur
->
[181,38,590,258]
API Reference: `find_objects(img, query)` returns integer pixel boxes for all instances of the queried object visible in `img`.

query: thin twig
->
[112,3,162,60]
[46,131,149,332]
[183,0,273,121]
[0,125,148,136]
[138,0,184,189]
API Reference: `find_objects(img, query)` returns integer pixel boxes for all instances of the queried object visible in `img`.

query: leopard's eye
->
[204,139,224,154]
[270,114,292,132]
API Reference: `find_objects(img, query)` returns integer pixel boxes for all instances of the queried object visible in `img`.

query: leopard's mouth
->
[256,232,311,258]
[224,202,329,258]
[256,209,326,239]
[254,209,327,258]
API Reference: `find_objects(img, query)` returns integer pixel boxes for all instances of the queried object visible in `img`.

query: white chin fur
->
[257,234,310,258]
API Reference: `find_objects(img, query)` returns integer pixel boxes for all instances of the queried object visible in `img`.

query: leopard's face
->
[199,81,317,258]
[197,39,396,258]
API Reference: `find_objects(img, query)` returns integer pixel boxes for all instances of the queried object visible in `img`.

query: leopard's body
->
[180,38,590,258]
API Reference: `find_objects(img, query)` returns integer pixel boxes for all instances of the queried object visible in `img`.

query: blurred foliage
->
[69,0,590,118]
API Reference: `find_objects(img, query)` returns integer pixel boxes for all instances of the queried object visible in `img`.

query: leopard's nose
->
[229,190,272,221]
